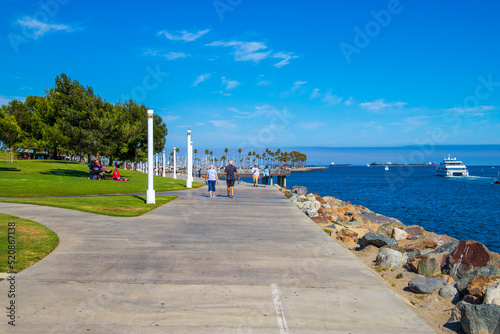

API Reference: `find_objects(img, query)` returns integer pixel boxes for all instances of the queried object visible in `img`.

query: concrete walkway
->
[0,183,438,333]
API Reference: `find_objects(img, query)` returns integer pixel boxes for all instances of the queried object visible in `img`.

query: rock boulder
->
[291,185,308,195]
[408,277,447,294]
[461,304,500,334]
[449,241,491,279]
[358,232,398,248]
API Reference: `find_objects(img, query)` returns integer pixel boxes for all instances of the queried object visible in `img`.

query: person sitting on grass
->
[112,167,128,181]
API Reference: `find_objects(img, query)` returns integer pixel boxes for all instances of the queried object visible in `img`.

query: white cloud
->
[192,73,211,87]
[360,99,407,111]
[300,122,323,130]
[229,107,252,118]
[206,40,296,67]
[164,52,188,60]
[344,97,354,106]
[213,91,232,96]
[17,17,71,38]
[257,80,272,86]
[273,52,297,68]
[322,91,342,106]
[158,29,210,42]
[195,122,205,126]
[143,49,189,60]
[446,105,495,117]
[310,88,320,99]
[207,40,271,63]
[222,76,240,90]
[208,120,237,130]
[292,81,308,92]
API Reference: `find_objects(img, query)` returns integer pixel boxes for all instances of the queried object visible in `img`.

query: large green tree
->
[0,105,21,162]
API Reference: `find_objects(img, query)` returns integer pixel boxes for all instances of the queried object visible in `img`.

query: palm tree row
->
[179,148,308,168]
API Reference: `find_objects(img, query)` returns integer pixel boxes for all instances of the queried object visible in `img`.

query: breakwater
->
[276,184,500,333]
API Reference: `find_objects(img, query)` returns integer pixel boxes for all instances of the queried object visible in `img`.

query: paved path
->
[0,183,438,333]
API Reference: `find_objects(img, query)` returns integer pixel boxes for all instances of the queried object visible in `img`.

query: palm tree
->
[238,148,242,166]
[194,149,198,168]
[210,151,213,164]
[221,155,226,166]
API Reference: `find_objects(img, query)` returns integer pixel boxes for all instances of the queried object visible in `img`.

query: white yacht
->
[436,155,469,177]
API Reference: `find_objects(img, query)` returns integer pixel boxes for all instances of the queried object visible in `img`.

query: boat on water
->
[428,162,438,167]
[330,162,352,167]
[436,155,469,177]
[385,166,389,171]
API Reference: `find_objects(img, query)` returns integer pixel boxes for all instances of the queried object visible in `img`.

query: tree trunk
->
[80,151,86,164]
[109,155,114,169]
[134,148,138,171]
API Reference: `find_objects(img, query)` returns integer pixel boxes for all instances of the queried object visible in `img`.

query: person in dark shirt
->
[224,160,240,198]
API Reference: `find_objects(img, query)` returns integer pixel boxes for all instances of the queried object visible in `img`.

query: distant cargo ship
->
[330,162,352,166]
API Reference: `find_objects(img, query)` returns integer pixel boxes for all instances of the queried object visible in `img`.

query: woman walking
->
[205,164,219,197]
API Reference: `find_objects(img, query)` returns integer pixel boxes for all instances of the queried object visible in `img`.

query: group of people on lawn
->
[88,157,128,181]
[205,160,270,198]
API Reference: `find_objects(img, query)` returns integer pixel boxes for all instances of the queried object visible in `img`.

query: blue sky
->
[2,0,500,162]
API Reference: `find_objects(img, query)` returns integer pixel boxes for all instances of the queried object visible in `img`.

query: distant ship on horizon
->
[330,162,352,167]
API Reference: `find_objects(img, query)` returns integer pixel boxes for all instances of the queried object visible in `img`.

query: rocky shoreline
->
[275,184,500,334]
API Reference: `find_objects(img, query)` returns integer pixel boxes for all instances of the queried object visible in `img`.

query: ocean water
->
[285,165,500,254]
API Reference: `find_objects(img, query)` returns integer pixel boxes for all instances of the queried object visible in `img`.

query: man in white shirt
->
[251,164,260,187]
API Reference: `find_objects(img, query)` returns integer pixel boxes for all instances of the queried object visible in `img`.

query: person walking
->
[205,164,219,197]
[251,164,260,187]
[263,165,270,187]
[224,160,240,198]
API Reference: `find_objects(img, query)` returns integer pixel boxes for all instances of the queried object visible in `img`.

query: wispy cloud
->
[310,88,320,99]
[208,119,237,130]
[446,105,495,117]
[213,91,232,96]
[143,49,189,60]
[207,40,271,63]
[322,91,342,106]
[158,29,210,42]
[229,107,253,118]
[292,81,308,92]
[310,89,342,105]
[273,52,297,68]
[360,99,407,111]
[192,73,211,87]
[257,80,272,86]
[389,115,429,132]
[344,97,354,106]
[17,17,71,38]
[222,76,240,90]
[206,40,296,67]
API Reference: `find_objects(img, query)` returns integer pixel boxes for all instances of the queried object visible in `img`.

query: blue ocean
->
[286,165,500,254]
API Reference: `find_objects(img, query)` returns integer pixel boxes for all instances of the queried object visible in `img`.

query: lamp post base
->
[146,189,156,204]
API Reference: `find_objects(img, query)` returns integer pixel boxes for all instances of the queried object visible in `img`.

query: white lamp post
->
[173,147,177,179]
[187,130,193,188]
[146,109,155,204]
[162,150,166,177]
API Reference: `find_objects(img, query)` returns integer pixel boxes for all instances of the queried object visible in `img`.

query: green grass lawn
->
[0,213,59,273]
[0,154,202,274]
[0,195,178,217]
[0,158,202,197]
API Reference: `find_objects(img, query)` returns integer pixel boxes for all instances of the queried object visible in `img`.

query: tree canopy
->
[0,73,168,167]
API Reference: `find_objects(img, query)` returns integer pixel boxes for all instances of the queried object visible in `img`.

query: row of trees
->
[0,73,168,168]
[191,148,307,168]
